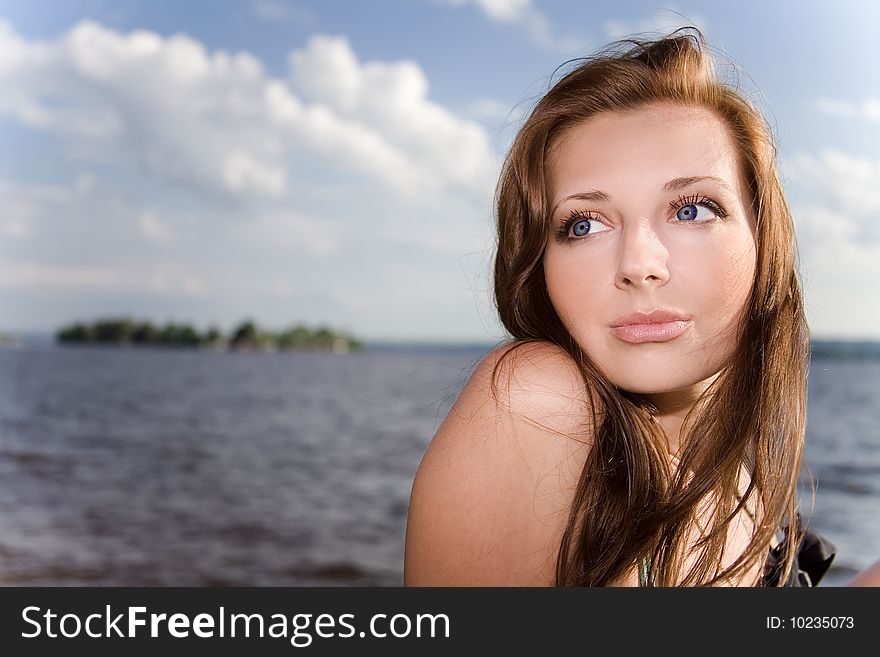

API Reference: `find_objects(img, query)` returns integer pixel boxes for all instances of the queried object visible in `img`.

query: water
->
[800,359,880,585]
[0,345,876,586]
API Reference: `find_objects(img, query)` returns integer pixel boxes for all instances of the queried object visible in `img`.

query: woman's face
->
[543,102,757,398]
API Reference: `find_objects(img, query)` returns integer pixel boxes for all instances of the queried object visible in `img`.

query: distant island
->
[55,318,363,353]
[0,326,872,359]
[810,340,880,361]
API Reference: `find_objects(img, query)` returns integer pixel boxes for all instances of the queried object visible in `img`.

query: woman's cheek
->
[699,238,756,337]
[546,259,604,340]
[719,238,756,308]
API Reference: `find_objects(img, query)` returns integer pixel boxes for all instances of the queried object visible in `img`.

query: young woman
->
[404,28,877,586]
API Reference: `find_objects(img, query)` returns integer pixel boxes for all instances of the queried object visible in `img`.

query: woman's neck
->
[643,371,720,458]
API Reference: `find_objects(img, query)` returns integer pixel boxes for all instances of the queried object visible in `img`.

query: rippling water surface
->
[0,345,876,586]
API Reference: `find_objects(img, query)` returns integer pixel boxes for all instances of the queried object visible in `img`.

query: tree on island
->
[278,325,312,349]
[230,320,268,349]
[204,325,222,344]
[55,317,362,352]
[132,322,159,344]
[58,323,93,342]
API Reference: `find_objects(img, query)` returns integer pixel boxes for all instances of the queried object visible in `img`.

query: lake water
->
[0,345,876,586]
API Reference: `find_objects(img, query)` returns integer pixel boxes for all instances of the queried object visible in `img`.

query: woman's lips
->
[610,320,692,344]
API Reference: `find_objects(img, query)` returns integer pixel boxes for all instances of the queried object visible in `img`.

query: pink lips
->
[610,308,692,344]
[610,320,691,343]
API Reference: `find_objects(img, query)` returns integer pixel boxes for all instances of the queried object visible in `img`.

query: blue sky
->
[1,0,878,342]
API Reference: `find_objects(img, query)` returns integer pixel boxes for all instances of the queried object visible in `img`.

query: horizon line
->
[2,331,880,347]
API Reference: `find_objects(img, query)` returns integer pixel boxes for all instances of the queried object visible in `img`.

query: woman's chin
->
[604,370,705,396]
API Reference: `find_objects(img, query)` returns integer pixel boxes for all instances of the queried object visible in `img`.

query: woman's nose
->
[614,219,670,289]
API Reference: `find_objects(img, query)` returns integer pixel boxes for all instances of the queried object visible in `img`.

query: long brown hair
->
[490,27,809,586]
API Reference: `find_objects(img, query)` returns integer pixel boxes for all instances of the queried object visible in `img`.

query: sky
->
[0,0,878,343]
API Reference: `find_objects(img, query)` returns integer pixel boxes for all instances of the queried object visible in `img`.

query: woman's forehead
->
[548,104,740,194]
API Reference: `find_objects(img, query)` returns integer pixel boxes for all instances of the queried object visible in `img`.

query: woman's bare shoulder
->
[480,340,602,428]
[403,340,599,586]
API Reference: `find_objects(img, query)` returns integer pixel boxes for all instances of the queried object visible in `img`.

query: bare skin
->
[405,341,596,586]
[405,341,764,586]
[405,102,877,586]
[405,339,879,586]
[543,102,756,459]
[847,559,880,586]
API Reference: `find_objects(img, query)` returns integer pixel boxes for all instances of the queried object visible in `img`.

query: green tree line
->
[56,318,363,352]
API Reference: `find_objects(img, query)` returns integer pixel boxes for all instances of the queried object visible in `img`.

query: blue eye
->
[672,195,727,222]
[556,210,609,242]
[676,204,702,221]
[554,194,728,244]
[571,219,591,236]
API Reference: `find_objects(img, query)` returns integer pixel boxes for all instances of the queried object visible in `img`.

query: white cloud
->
[603,10,708,40]
[442,0,532,23]
[287,34,495,197]
[251,0,317,26]
[793,205,860,263]
[225,210,341,257]
[462,97,516,123]
[146,266,209,297]
[0,21,504,340]
[814,97,880,122]
[138,211,172,243]
[0,174,133,260]
[0,175,208,296]
[792,202,880,340]
[0,263,122,290]
[1,218,30,238]
[787,150,880,225]
[0,180,41,238]
[0,20,495,203]
[222,151,286,197]
[438,0,585,54]
[782,150,880,339]
[0,262,209,297]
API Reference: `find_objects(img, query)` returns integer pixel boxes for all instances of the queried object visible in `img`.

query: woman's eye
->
[569,217,609,237]
[675,202,719,222]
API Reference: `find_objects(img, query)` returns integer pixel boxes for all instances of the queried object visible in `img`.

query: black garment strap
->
[763,512,836,587]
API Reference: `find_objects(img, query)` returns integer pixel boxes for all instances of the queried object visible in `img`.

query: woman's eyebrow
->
[551,175,735,212]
